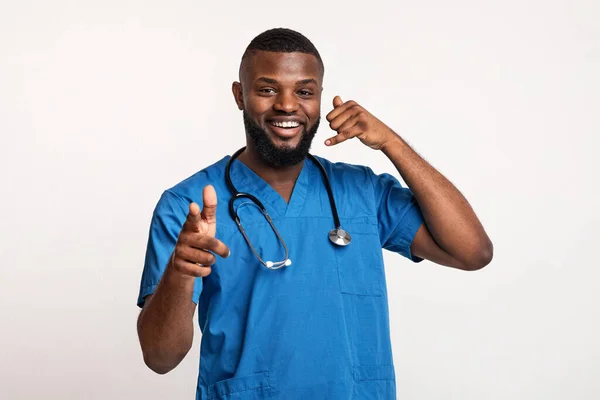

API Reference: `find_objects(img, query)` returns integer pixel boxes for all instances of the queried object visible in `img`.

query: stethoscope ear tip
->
[265,259,292,269]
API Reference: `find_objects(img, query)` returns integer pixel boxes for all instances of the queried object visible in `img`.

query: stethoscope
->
[225,147,351,269]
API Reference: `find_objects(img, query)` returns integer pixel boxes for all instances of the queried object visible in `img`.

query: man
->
[136,28,493,399]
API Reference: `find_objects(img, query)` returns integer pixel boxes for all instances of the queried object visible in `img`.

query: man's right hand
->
[171,185,230,278]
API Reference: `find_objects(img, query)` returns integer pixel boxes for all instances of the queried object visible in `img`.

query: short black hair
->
[240,28,324,74]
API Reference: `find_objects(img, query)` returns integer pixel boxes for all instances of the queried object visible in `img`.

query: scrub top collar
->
[226,154,316,218]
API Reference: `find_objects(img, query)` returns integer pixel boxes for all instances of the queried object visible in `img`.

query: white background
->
[1,0,599,399]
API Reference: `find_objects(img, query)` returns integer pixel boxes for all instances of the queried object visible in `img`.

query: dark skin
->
[137,50,493,375]
[137,186,229,374]
[232,51,323,202]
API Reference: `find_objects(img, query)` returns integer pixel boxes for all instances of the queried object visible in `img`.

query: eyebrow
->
[256,77,318,86]
[257,77,278,85]
[296,78,318,86]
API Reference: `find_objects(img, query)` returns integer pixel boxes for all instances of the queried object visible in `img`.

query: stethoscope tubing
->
[225,146,342,230]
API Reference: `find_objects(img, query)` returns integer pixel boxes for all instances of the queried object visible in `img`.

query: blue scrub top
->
[138,154,424,400]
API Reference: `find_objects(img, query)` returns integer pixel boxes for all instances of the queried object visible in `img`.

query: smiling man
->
[136,28,493,399]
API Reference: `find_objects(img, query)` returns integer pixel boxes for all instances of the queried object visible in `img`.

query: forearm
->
[381,133,493,268]
[137,259,197,374]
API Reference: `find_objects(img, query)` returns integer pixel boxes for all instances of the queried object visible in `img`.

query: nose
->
[273,90,299,113]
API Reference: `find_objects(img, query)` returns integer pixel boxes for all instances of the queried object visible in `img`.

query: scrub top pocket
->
[335,219,385,297]
[207,371,272,399]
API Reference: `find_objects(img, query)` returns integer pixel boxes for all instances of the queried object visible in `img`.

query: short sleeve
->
[370,170,425,263]
[136,190,203,308]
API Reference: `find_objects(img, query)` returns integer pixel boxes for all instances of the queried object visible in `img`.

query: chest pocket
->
[335,219,385,297]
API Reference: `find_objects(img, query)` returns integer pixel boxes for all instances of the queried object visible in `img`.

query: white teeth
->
[271,121,300,128]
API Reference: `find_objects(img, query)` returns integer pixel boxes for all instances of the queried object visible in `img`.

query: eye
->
[259,88,276,94]
[298,90,313,97]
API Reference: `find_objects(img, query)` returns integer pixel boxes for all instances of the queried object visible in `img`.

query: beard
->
[243,110,320,167]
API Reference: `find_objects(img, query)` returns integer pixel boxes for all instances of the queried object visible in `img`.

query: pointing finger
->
[186,202,202,225]
[201,185,218,224]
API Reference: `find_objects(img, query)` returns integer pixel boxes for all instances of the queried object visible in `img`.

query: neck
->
[237,145,305,188]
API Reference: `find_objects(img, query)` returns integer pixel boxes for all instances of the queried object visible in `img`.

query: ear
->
[231,81,244,111]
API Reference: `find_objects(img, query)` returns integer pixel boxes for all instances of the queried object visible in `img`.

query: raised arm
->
[379,134,493,270]
[325,96,493,271]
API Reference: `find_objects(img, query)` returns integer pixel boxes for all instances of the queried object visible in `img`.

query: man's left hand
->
[325,96,398,150]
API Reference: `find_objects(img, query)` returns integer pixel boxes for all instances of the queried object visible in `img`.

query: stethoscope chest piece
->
[329,228,351,246]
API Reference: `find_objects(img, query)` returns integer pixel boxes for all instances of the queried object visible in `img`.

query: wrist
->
[166,255,196,285]
[379,131,403,153]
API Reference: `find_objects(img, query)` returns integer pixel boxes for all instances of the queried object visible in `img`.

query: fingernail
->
[325,140,331,146]
[227,249,231,258]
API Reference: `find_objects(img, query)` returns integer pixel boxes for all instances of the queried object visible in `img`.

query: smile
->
[269,121,301,128]
[267,120,303,139]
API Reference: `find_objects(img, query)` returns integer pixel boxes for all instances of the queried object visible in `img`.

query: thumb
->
[201,184,218,223]
[333,95,343,108]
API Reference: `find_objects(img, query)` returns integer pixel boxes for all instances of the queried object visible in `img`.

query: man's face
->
[232,51,323,167]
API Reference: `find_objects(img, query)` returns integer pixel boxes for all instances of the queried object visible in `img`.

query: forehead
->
[240,51,323,85]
